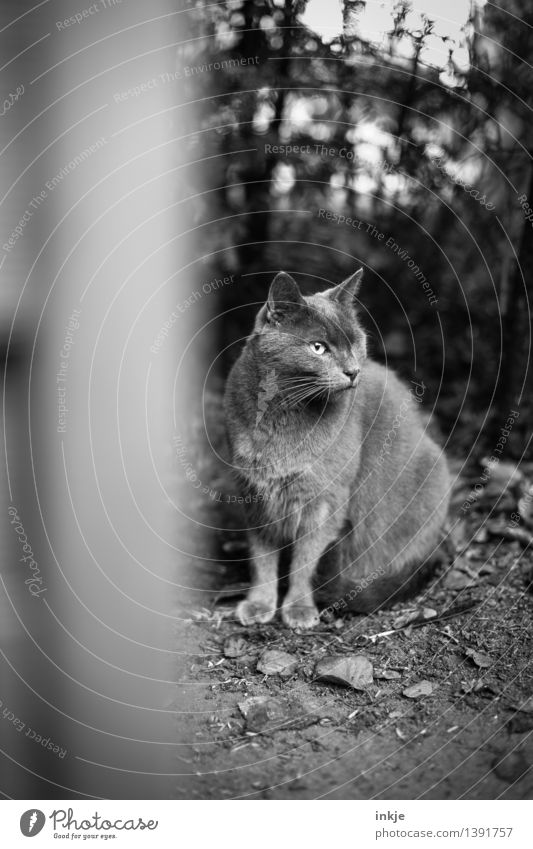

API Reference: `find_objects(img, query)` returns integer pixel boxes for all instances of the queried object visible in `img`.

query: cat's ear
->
[267,272,305,322]
[328,268,364,305]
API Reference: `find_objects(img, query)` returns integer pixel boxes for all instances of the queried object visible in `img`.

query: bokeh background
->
[181,0,532,463]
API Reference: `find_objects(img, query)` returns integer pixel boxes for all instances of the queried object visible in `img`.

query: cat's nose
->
[344,367,360,384]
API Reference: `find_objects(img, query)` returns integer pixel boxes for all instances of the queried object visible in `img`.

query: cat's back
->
[355,360,434,444]
[350,358,448,505]
[347,358,448,497]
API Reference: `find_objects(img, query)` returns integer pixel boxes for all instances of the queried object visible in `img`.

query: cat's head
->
[252,269,367,400]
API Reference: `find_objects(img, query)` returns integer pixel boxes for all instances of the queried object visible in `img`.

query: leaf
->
[403,680,433,699]
[257,649,298,677]
[374,669,402,680]
[444,569,477,590]
[393,607,437,629]
[465,648,491,668]
[314,654,374,690]
[223,635,249,658]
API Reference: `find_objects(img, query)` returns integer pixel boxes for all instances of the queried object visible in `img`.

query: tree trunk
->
[487,158,533,457]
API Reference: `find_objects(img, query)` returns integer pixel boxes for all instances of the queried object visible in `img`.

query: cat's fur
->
[223,270,450,629]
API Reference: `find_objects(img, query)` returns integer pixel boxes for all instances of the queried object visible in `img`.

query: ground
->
[171,390,533,800]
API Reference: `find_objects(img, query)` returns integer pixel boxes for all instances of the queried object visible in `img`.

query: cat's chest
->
[229,399,360,505]
[251,466,325,542]
[233,427,319,480]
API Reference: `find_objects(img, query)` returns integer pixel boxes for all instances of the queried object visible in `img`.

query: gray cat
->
[223,270,450,630]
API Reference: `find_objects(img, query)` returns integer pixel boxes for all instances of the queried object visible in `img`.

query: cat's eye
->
[310,341,328,355]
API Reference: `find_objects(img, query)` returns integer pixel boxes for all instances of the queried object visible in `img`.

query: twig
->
[360,600,481,643]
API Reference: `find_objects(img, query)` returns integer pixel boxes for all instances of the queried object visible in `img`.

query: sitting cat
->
[223,269,450,630]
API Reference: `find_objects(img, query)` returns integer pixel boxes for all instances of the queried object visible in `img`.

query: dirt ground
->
[171,392,533,800]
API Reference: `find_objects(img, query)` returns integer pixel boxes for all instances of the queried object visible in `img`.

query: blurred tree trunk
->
[239,0,293,268]
[488,158,533,451]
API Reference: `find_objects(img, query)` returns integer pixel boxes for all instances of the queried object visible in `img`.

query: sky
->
[300,0,486,75]
[270,1,491,199]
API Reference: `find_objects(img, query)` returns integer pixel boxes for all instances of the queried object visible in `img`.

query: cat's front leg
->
[282,507,337,630]
[237,538,279,625]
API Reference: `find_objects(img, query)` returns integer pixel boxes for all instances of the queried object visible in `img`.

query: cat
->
[223,269,451,630]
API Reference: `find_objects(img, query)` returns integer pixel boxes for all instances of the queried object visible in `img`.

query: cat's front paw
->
[281,604,320,630]
[237,599,276,625]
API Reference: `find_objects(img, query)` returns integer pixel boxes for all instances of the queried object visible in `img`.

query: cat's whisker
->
[258,391,310,416]
[286,386,327,408]
[262,380,321,410]
[275,378,318,389]
[261,392,311,414]
[276,375,318,383]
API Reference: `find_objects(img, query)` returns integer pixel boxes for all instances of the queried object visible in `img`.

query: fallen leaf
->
[238,696,268,719]
[403,680,433,699]
[393,609,420,629]
[223,635,249,658]
[238,696,289,733]
[444,569,477,590]
[374,669,402,680]
[393,608,437,630]
[465,648,491,668]
[238,696,316,734]
[257,649,298,677]
[314,654,373,690]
